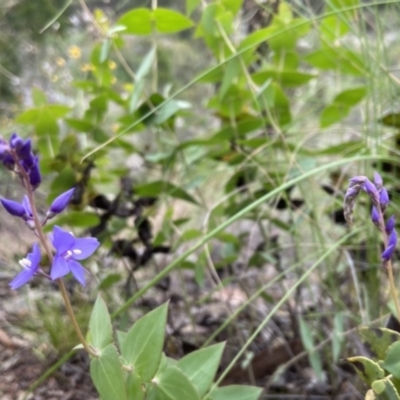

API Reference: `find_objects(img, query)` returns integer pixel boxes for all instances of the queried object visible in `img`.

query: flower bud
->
[386,216,395,234]
[1,198,26,217]
[380,188,389,211]
[47,188,75,219]
[374,171,383,190]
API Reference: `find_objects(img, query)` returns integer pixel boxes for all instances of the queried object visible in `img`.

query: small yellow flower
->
[111,76,117,84]
[68,45,82,59]
[108,60,117,70]
[111,123,119,132]
[80,63,95,72]
[56,57,66,67]
[51,75,59,82]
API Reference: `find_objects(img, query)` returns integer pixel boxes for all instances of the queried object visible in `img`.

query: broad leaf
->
[359,327,400,360]
[147,365,201,400]
[154,9,194,33]
[346,356,385,385]
[176,342,225,397]
[90,344,127,400]
[383,341,400,380]
[206,385,262,400]
[88,295,113,350]
[121,303,168,381]
[320,104,349,128]
[117,8,152,35]
[371,376,400,400]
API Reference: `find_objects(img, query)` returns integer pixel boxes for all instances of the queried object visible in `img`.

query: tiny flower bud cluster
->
[344,172,397,264]
[0,133,100,289]
[0,133,41,189]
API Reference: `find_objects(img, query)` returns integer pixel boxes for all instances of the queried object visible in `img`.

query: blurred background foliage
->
[3,0,400,396]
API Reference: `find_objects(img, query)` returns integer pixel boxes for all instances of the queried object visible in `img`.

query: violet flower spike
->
[9,243,41,289]
[50,226,100,286]
[47,188,75,219]
[382,230,398,262]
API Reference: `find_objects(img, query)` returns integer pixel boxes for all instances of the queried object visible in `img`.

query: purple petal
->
[68,260,86,286]
[362,180,380,205]
[49,188,75,215]
[386,216,395,234]
[72,237,100,260]
[50,255,70,280]
[374,172,383,189]
[0,143,10,161]
[371,206,379,225]
[380,188,389,208]
[22,196,33,218]
[29,161,41,189]
[17,139,32,160]
[382,244,396,262]
[9,243,41,289]
[349,176,367,185]
[389,229,398,249]
[52,226,75,254]
[10,133,23,150]
[28,243,41,266]
[9,269,36,289]
[1,198,26,217]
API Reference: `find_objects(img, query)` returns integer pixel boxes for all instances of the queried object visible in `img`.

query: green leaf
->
[135,181,198,204]
[371,376,400,400]
[181,229,203,242]
[186,0,200,15]
[121,303,168,381]
[346,356,385,386]
[176,342,225,397]
[359,327,400,360]
[118,8,152,35]
[17,105,70,135]
[32,88,47,107]
[45,211,100,229]
[219,58,240,101]
[304,48,365,76]
[333,86,366,107]
[332,312,344,362]
[154,9,194,34]
[299,317,323,381]
[252,69,315,87]
[379,113,400,128]
[126,371,145,400]
[320,15,350,42]
[100,38,112,63]
[206,385,262,400]
[98,273,122,290]
[238,26,276,52]
[90,344,127,400]
[221,0,243,16]
[147,365,201,400]
[136,47,155,81]
[88,295,113,350]
[383,341,400,380]
[320,104,349,128]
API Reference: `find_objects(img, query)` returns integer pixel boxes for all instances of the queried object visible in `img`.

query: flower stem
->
[17,161,96,357]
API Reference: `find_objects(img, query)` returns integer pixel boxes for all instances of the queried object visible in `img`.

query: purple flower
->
[362,179,380,206]
[9,243,41,289]
[1,196,33,226]
[374,172,383,190]
[371,206,379,226]
[47,188,75,219]
[50,226,100,286]
[28,158,41,189]
[380,188,389,211]
[382,230,398,262]
[386,216,395,234]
